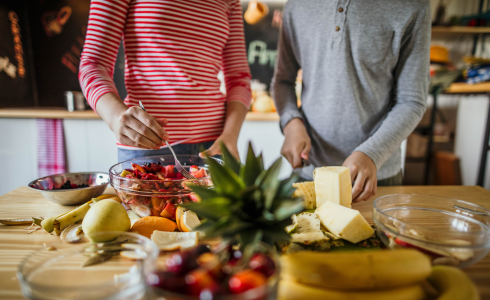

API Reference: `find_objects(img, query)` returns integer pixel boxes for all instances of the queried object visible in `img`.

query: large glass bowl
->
[373,194,490,268]
[109,155,219,218]
[17,232,159,300]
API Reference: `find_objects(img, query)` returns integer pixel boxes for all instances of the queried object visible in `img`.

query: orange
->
[130,216,177,239]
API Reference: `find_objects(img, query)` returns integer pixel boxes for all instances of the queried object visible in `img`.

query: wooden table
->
[1,186,490,299]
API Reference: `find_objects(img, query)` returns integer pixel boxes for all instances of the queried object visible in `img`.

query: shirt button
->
[338,7,344,12]
[335,26,340,31]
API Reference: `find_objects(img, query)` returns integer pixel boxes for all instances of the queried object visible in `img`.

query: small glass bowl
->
[373,194,490,268]
[17,232,159,300]
[144,242,280,300]
[109,155,220,218]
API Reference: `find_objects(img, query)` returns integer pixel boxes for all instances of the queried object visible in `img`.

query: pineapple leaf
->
[257,158,282,210]
[188,185,219,200]
[238,229,263,263]
[273,198,305,221]
[240,143,262,186]
[181,197,232,221]
[276,173,300,199]
[220,141,241,175]
[206,155,244,195]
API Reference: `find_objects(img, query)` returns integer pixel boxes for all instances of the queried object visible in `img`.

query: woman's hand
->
[96,93,169,149]
[200,133,239,159]
[281,118,311,169]
[342,151,377,203]
[112,106,169,150]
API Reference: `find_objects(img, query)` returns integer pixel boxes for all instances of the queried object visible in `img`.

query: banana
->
[55,203,91,232]
[278,280,425,300]
[281,249,431,290]
[427,266,480,300]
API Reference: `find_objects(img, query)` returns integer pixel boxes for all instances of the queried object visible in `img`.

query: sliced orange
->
[175,206,186,231]
[130,216,177,239]
[180,210,201,232]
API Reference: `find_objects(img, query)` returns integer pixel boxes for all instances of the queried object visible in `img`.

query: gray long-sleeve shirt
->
[272,0,430,180]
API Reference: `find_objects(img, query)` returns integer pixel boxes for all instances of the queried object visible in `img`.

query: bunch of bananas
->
[279,249,479,300]
[40,194,120,235]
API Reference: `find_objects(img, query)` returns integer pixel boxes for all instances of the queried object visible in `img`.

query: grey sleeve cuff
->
[279,109,304,132]
[353,146,382,170]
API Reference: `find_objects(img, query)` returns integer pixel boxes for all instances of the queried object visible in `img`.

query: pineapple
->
[183,142,304,259]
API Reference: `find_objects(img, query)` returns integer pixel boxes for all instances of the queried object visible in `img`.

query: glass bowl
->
[144,242,280,300]
[17,232,159,300]
[373,194,490,268]
[109,155,219,218]
[28,172,110,206]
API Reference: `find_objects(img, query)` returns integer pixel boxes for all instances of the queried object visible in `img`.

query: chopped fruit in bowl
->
[145,243,280,300]
[109,155,218,219]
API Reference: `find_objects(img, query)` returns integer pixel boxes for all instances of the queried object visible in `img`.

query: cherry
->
[249,253,276,277]
[147,271,186,293]
[165,251,199,275]
[228,270,267,294]
[228,249,242,265]
[184,268,220,296]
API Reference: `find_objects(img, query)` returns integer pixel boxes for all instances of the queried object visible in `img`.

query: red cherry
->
[165,251,198,275]
[184,268,220,296]
[228,270,267,294]
[147,271,186,293]
[249,254,276,277]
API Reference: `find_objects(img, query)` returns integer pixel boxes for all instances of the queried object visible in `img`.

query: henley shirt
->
[272,0,431,180]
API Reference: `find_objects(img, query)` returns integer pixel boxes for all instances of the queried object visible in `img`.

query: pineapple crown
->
[183,142,304,258]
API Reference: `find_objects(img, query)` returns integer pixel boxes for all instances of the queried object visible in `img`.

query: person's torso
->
[122,0,234,143]
[286,0,424,175]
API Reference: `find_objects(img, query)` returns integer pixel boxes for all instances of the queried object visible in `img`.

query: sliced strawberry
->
[193,168,206,178]
[164,165,175,178]
[190,165,199,173]
[132,163,147,174]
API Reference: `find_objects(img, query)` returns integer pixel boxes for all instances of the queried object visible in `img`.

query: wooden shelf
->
[432,26,490,34]
[0,108,279,122]
[445,82,490,94]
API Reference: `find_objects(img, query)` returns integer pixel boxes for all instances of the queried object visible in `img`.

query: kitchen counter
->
[1,185,489,299]
[0,108,280,121]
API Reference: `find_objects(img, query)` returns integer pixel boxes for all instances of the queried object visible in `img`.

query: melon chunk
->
[315,201,373,244]
[313,167,352,208]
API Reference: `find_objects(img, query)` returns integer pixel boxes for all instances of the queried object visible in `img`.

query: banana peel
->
[427,266,480,300]
[40,195,121,235]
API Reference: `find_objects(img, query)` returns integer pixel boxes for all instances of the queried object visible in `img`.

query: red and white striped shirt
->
[79,0,251,148]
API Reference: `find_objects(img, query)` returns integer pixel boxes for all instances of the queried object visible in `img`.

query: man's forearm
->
[96,92,128,132]
[221,100,249,141]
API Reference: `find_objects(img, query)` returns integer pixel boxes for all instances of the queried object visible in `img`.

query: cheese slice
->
[315,201,374,243]
[313,167,352,208]
[292,182,316,209]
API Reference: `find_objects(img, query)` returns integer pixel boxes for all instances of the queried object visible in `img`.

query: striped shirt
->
[79,0,252,148]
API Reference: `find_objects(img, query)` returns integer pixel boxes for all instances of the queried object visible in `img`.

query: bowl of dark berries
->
[28,172,110,205]
[145,243,280,300]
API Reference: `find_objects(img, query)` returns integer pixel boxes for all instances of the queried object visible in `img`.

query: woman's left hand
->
[200,134,239,160]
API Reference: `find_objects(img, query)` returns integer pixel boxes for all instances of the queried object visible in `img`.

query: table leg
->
[476,93,490,187]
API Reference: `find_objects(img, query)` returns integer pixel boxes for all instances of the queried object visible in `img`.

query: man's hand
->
[343,151,377,203]
[200,133,239,159]
[282,118,311,169]
[111,106,169,150]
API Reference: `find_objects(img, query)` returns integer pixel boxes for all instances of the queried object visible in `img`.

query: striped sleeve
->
[79,0,130,111]
[222,0,252,108]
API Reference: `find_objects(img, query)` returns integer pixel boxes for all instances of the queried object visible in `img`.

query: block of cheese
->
[292,182,316,209]
[313,167,352,208]
[315,201,374,243]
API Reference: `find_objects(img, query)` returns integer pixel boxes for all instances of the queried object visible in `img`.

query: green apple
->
[82,199,131,242]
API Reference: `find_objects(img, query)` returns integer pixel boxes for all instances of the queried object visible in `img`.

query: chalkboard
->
[27,0,90,107]
[241,1,284,90]
[0,1,35,108]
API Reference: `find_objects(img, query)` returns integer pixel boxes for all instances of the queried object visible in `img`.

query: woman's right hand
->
[112,106,169,150]
[281,118,311,169]
[95,93,169,150]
